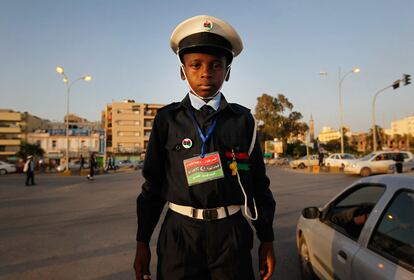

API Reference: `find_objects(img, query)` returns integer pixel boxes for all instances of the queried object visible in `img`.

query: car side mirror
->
[302,207,321,219]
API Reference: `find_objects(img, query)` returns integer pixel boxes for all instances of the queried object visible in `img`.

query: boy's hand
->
[258,241,275,280]
[133,241,151,280]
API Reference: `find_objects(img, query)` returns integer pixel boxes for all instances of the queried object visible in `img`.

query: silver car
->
[0,160,17,175]
[290,155,320,169]
[297,175,414,280]
[344,151,413,177]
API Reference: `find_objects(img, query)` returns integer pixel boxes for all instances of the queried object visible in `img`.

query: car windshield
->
[342,154,355,159]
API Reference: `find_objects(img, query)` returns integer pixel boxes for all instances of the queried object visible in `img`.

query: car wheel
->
[0,169,7,175]
[360,167,371,177]
[299,237,317,280]
[298,163,306,169]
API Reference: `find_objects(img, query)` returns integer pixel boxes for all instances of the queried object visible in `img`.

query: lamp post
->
[320,67,360,154]
[55,66,92,172]
[338,67,361,155]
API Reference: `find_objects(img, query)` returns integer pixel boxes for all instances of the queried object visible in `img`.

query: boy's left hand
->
[258,241,275,280]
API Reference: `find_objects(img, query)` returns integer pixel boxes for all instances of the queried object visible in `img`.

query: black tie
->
[200,105,212,117]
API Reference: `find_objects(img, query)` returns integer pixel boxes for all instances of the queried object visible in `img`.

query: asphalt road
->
[0,168,358,280]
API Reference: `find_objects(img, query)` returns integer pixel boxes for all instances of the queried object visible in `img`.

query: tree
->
[255,93,309,153]
[17,142,45,160]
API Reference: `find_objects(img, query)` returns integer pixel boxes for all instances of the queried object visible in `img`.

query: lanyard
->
[189,110,217,158]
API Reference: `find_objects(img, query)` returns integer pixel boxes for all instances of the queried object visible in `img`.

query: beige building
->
[28,131,99,161]
[0,109,51,160]
[390,115,414,136]
[102,100,164,155]
[317,126,341,143]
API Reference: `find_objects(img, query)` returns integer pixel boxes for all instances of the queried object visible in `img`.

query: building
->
[317,126,341,143]
[390,115,414,136]
[28,129,100,163]
[347,132,370,153]
[0,109,51,161]
[102,100,164,155]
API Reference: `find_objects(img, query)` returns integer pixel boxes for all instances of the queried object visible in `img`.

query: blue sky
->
[1,0,413,134]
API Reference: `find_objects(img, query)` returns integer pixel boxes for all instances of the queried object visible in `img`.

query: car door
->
[351,189,414,280]
[370,154,392,173]
[308,184,385,280]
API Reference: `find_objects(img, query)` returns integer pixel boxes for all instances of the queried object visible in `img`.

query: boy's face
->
[181,52,229,98]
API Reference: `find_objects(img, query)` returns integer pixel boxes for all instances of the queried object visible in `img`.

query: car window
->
[384,153,396,160]
[343,154,354,159]
[325,185,386,240]
[368,190,414,272]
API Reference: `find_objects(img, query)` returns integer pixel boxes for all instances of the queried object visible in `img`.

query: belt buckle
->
[202,209,218,220]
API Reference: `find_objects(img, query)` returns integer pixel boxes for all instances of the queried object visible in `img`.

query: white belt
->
[168,202,241,220]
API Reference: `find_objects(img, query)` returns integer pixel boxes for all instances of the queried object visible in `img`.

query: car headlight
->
[351,164,357,168]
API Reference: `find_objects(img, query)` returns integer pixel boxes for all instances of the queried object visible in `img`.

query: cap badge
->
[182,138,193,149]
[203,20,213,31]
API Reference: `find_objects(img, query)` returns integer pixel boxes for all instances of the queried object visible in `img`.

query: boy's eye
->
[212,63,223,69]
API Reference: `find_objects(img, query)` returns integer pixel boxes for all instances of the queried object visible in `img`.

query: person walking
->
[87,153,96,180]
[134,15,276,280]
[80,155,85,170]
[24,155,36,186]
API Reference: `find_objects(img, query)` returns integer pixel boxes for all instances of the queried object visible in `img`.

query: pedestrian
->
[24,155,36,186]
[87,153,96,180]
[318,151,324,167]
[394,152,404,173]
[134,15,276,280]
[80,155,85,170]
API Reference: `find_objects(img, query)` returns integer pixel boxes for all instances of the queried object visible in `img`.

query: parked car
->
[289,155,319,169]
[324,153,357,168]
[116,160,143,170]
[0,160,17,175]
[344,151,413,177]
[388,159,414,174]
[56,161,89,172]
[297,175,414,280]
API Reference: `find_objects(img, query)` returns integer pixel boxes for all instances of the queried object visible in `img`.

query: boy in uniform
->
[134,15,276,280]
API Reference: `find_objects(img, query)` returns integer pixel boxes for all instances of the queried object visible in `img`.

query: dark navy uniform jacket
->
[136,94,275,243]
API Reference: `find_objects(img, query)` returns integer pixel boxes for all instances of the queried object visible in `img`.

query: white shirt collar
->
[188,92,221,111]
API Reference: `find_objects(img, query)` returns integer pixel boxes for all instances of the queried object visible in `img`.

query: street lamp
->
[55,66,92,172]
[338,67,360,155]
[320,67,360,154]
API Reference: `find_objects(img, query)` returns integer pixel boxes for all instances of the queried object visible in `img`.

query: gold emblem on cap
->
[203,20,213,31]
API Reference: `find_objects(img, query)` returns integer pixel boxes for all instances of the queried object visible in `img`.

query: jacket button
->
[175,144,182,151]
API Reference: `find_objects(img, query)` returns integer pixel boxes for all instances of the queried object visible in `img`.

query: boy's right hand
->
[133,241,151,280]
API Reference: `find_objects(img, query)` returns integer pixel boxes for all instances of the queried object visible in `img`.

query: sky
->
[1,0,413,135]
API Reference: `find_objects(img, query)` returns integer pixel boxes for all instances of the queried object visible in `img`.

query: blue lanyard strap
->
[189,110,217,158]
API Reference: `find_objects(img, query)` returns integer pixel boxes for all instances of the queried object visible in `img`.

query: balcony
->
[0,139,21,146]
[0,112,21,121]
[0,127,21,134]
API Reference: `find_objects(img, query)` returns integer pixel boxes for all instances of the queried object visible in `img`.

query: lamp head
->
[352,68,360,73]
[56,66,64,74]
[83,75,92,81]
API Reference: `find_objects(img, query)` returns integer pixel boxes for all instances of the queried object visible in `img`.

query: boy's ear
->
[225,68,231,81]
[180,67,186,80]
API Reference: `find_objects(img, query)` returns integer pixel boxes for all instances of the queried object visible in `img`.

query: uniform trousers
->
[25,171,35,185]
[156,209,254,280]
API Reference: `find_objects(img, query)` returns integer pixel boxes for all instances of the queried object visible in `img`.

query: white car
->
[290,155,319,169]
[344,151,413,177]
[297,175,414,280]
[324,153,357,168]
[56,161,89,172]
[0,160,17,175]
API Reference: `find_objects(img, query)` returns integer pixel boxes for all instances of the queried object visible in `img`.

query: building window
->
[52,140,57,148]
